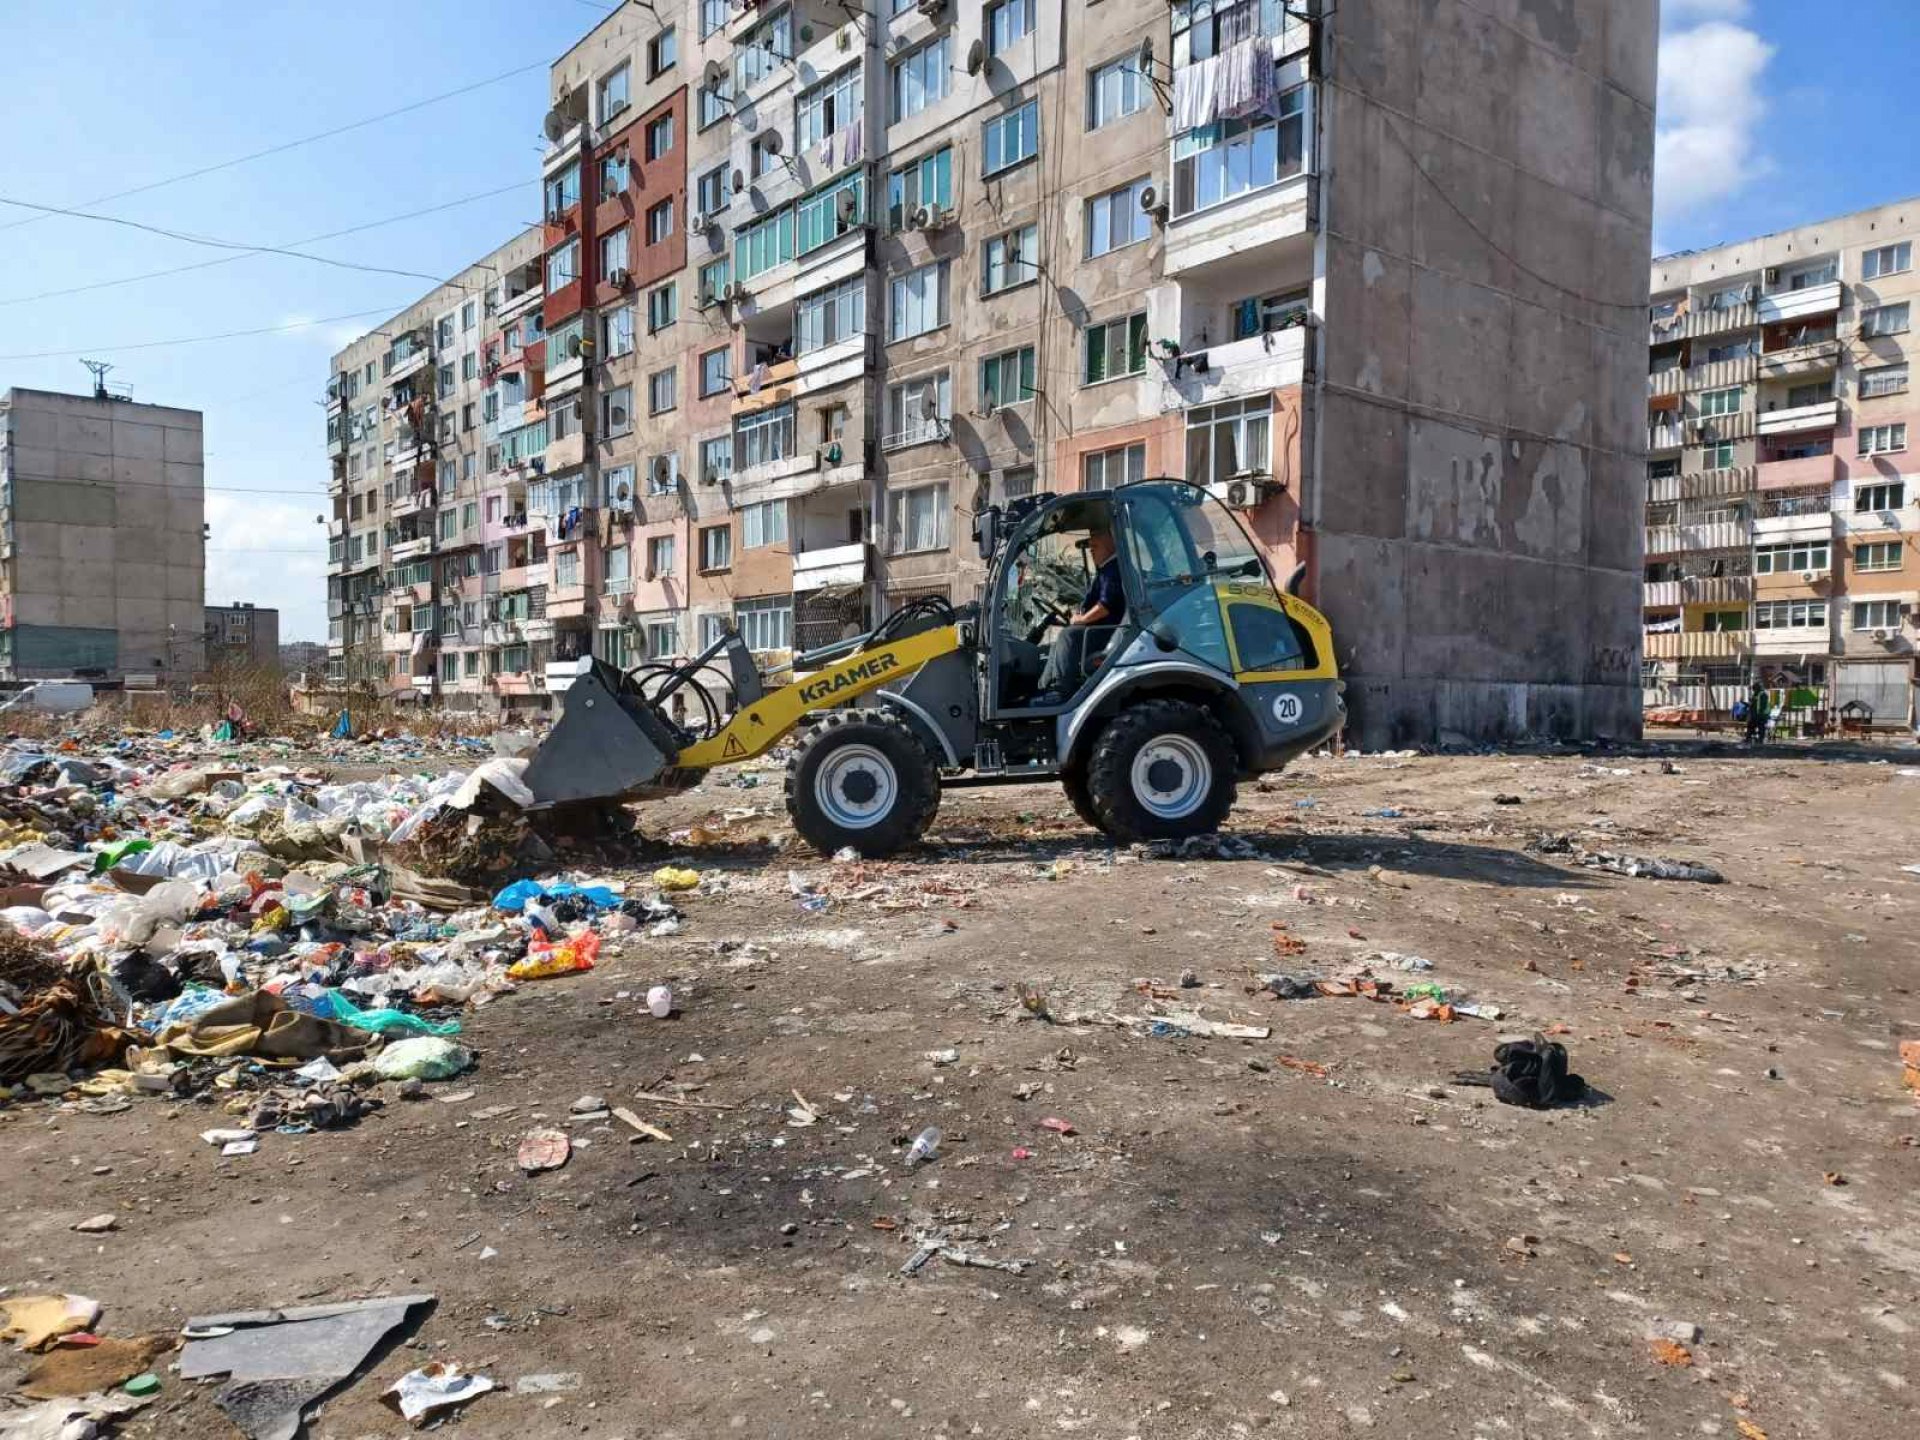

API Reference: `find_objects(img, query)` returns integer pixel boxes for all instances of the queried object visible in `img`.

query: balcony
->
[546,582,591,620]
[389,536,432,563]
[1651,299,1755,344]
[543,119,585,170]
[1758,338,1842,381]
[1164,173,1315,280]
[1648,422,1684,453]
[1681,355,1757,392]
[1685,411,1755,445]
[390,487,434,519]
[1680,464,1757,501]
[386,348,429,386]
[734,357,800,410]
[1756,399,1840,437]
[1644,576,1752,608]
[1644,630,1752,661]
[1757,280,1842,325]
[497,285,543,325]
[793,541,868,594]
[1171,324,1310,408]
[1647,368,1682,400]
[1757,452,1839,491]
[1648,519,1747,554]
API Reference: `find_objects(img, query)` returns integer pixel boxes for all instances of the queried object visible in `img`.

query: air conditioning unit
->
[609,475,635,511]
[1872,627,1892,642]
[1207,477,1274,509]
[1799,570,1818,584]
[916,0,946,15]
[609,268,632,289]
[723,281,747,303]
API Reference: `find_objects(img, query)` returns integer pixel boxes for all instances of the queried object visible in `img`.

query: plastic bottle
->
[905,1127,942,1168]
[646,985,673,1018]
[525,902,560,938]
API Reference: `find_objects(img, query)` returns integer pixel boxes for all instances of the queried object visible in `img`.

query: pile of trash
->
[0,738,684,1124]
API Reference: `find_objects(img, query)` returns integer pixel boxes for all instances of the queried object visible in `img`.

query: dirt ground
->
[5,744,1919,1439]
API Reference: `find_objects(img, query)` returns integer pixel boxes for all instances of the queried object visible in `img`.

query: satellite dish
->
[1137,37,1154,72]
[919,390,939,421]
[567,335,583,357]
[762,130,782,156]
[966,39,985,76]
[542,110,567,142]
[703,58,726,89]
[837,191,858,222]
[731,167,746,193]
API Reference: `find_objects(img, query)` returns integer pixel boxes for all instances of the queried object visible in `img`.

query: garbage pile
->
[0,739,683,1122]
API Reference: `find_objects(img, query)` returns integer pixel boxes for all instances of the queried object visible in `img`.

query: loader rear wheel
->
[1084,699,1237,844]
[786,709,941,857]
[1060,764,1102,833]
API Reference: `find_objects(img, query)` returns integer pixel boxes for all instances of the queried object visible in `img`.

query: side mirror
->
[973,507,1002,562]
[1149,619,1180,653]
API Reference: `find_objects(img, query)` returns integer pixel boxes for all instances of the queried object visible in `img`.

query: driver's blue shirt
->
[1082,557,1125,627]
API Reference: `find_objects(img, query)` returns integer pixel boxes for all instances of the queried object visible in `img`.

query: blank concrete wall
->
[1313,0,1655,746]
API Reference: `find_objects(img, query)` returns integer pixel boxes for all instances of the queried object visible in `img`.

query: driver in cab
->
[1035,522,1125,706]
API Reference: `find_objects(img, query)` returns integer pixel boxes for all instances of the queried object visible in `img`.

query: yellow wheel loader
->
[523,479,1344,856]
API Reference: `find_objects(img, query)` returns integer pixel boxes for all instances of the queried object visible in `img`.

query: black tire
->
[1060,762,1103,832]
[785,708,940,857]
[1084,699,1238,844]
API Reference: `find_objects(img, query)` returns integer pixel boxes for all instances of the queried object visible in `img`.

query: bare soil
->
[5,746,1919,1439]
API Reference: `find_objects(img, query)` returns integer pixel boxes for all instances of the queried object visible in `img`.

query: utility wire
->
[0,307,403,362]
[0,61,548,236]
[0,181,531,308]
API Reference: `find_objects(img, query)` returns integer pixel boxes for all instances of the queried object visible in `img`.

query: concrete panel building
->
[1643,196,1920,729]
[325,0,1656,745]
[204,602,280,669]
[0,387,206,681]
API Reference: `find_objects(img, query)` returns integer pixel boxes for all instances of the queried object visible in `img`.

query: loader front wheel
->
[1084,699,1237,844]
[786,709,940,857]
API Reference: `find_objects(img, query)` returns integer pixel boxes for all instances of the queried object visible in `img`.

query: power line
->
[0,196,471,290]
[0,61,548,236]
[0,307,404,361]
[0,181,531,308]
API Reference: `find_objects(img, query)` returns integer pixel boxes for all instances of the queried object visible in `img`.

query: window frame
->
[700,523,733,573]
[699,345,732,397]
[1863,241,1912,280]
[980,345,1038,409]
[1172,84,1309,219]
[889,34,951,123]
[982,223,1039,295]
[646,281,678,333]
[1082,312,1149,386]
[1085,178,1152,259]
[597,62,631,124]
[647,365,678,415]
[982,99,1040,177]
[647,24,677,78]
[888,259,950,342]
[1862,302,1911,339]
[888,481,951,555]
[1087,53,1149,130]
[1853,540,1903,573]
[1082,441,1147,492]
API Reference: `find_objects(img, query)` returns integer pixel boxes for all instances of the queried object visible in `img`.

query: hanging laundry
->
[750,362,768,394]
[841,123,863,167]
[1172,52,1223,133]
[1218,38,1274,119]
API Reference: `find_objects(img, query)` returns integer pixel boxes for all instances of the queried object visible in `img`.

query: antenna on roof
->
[80,358,113,400]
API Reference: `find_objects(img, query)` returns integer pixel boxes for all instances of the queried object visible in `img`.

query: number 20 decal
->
[1272,693,1303,725]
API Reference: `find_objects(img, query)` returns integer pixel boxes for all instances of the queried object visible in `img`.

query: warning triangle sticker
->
[722,734,747,759]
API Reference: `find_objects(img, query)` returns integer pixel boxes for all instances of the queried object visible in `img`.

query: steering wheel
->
[1024,604,1072,645]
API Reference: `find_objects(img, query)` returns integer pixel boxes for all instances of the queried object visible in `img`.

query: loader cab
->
[987,492,1129,717]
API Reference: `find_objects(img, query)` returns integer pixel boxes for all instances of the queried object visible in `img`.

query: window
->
[646,199,674,244]
[439,652,459,684]
[737,7,792,89]
[981,346,1037,408]
[438,363,455,398]
[462,401,476,432]
[736,595,793,653]
[1854,540,1904,572]
[696,165,727,217]
[751,132,781,179]
[1233,289,1311,339]
[604,464,636,507]
[700,524,732,571]
[545,238,580,291]
[698,78,731,129]
[885,371,951,448]
[464,651,480,678]
[742,499,789,548]
[889,260,949,340]
[737,208,795,279]
[1701,441,1736,471]
[1754,541,1830,574]
[701,434,733,485]
[1859,423,1907,456]
[1753,599,1827,629]
[1698,386,1742,418]
[988,0,1035,55]
[887,147,952,230]
[795,276,865,354]
[598,385,631,438]
[797,65,862,150]
[643,619,676,658]
[438,508,458,542]
[598,228,630,283]
[700,346,732,397]
[698,257,730,303]
[644,114,675,162]
[1083,442,1146,491]
[1854,599,1905,631]
[700,0,728,37]
[1088,54,1149,129]
[600,151,629,197]
[1699,609,1746,633]
[797,173,865,254]
[604,304,635,358]
[1861,364,1909,399]
[1186,395,1273,485]
[1084,312,1148,384]
[1863,242,1912,280]
[554,550,581,589]
[598,63,630,122]
[647,282,678,332]
[648,367,677,414]
[1856,482,1906,513]
[889,483,949,554]
[983,224,1038,294]
[1086,179,1151,258]
[647,25,676,76]
[462,352,477,382]
[1862,302,1911,338]
[646,534,676,579]
[1173,86,1309,217]
[437,315,456,348]
[891,35,950,122]
[1783,260,1837,290]
[735,403,798,471]
[983,100,1040,175]
[461,300,476,332]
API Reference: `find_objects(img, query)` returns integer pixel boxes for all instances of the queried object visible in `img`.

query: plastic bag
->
[491,879,619,913]
[293,987,462,1037]
[652,867,700,892]
[371,1036,473,1081]
[506,931,600,980]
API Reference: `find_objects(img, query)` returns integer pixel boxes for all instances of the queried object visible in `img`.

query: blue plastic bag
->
[291,987,461,1037]
[491,879,619,913]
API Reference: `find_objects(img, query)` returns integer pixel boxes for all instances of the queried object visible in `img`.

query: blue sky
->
[0,0,1915,641]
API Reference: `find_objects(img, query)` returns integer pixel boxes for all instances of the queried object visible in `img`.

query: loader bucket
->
[522,658,685,808]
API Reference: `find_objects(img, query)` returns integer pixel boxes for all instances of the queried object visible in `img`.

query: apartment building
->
[0,387,206,682]
[204,602,280,669]
[325,0,1655,745]
[1644,197,1920,727]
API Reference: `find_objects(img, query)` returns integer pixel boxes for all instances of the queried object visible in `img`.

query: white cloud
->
[205,490,330,642]
[1654,18,1775,227]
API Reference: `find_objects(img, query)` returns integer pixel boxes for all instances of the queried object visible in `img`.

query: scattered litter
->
[1,1294,102,1352]
[1453,1034,1588,1109]
[71,1214,118,1234]
[1275,1055,1330,1078]
[1038,1117,1077,1136]
[1649,1338,1693,1367]
[905,1126,942,1167]
[517,1128,571,1173]
[21,1334,171,1400]
[371,1037,473,1082]
[1577,850,1723,884]
[652,867,700,891]
[646,984,673,1019]
[382,1362,495,1427]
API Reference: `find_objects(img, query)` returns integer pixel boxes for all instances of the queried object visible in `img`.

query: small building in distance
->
[204,602,279,670]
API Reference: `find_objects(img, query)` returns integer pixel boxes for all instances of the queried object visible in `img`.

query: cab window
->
[1227,600,1314,672]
